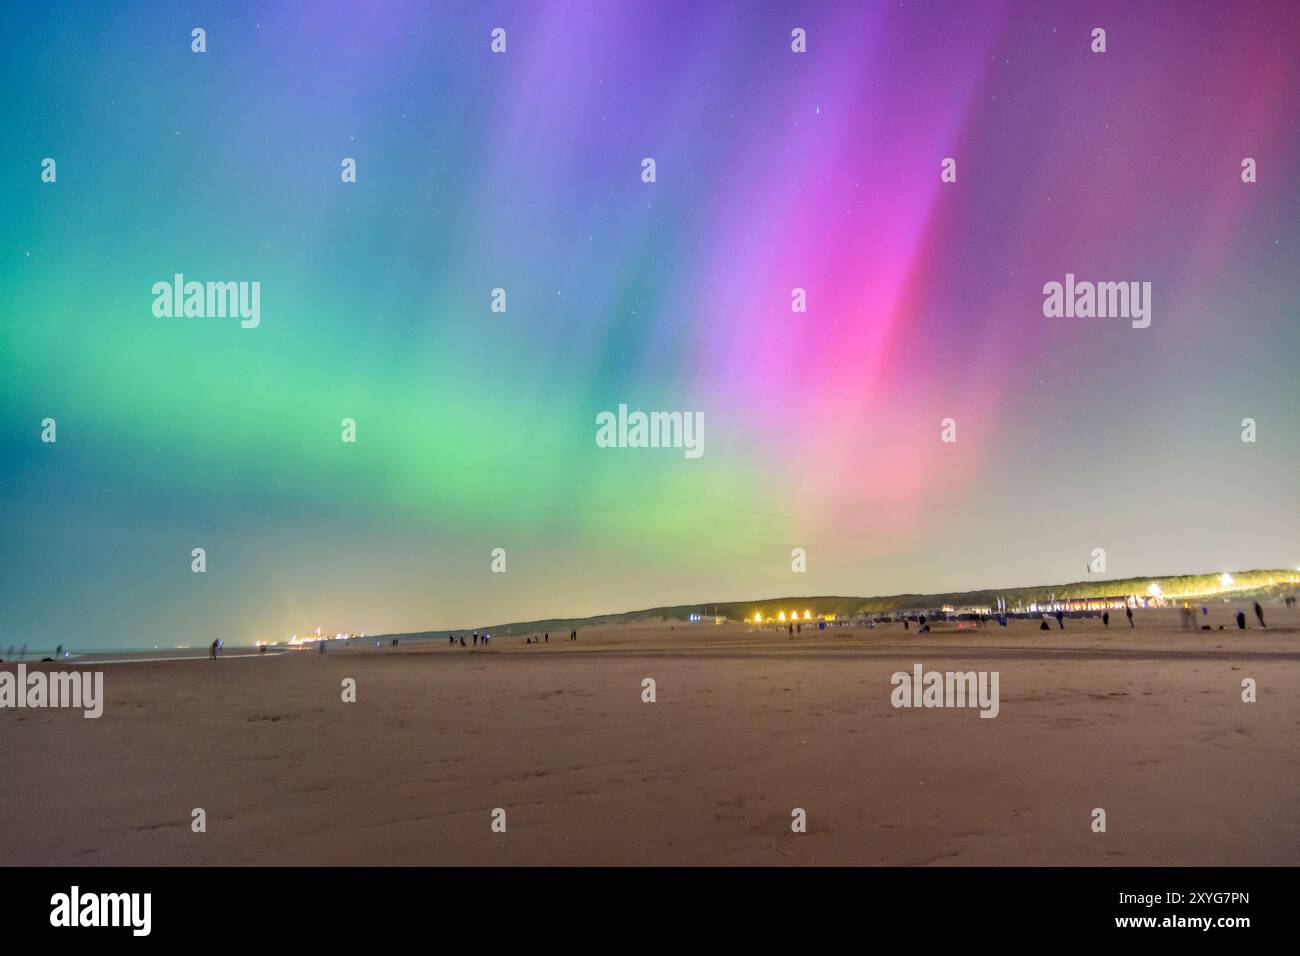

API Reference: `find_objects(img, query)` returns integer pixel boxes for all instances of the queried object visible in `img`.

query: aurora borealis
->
[3,1,1298,649]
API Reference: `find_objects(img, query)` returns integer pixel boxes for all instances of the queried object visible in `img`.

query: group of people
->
[1244,601,1267,629]
[1178,601,1269,631]
[447,629,581,647]
[525,629,578,645]
[889,598,1285,634]
[1099,607,1136,628]
[448,631,492,647]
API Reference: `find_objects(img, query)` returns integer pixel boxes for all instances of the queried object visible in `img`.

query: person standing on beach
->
[1126,606,1134,628]
[1055,610,1064,629]
[1254,601,1266,628]
[209,639,219,660]
[1236,610,1247,630]
[1102,611,1109,628]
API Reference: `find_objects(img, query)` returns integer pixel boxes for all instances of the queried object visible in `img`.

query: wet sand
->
[2,604,1298,865]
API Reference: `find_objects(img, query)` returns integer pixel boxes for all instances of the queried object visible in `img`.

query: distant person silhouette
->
[210,639,219,660]
[1236,611,1247,630]
[1055,610,1064,629]
[1126,606,1134,628]
[1040,619,1050,631]
[1102,612,1110,628]
[1254,601,1266,628]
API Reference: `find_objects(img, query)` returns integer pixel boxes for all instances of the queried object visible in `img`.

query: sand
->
[2,603,1298,866]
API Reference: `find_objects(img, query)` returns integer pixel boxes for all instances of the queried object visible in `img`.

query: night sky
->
[4,1,1298,648]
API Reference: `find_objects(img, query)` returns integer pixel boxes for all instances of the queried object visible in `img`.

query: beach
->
[2,603,1297,866]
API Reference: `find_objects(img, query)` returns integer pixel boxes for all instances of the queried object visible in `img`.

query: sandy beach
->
[2,603,1297,866]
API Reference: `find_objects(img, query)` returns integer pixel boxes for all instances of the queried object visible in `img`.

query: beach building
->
[1025,595,1165,613]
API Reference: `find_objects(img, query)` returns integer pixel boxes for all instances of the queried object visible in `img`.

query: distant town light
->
[1220,572,1234,589]
[1147,582,1162,597]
